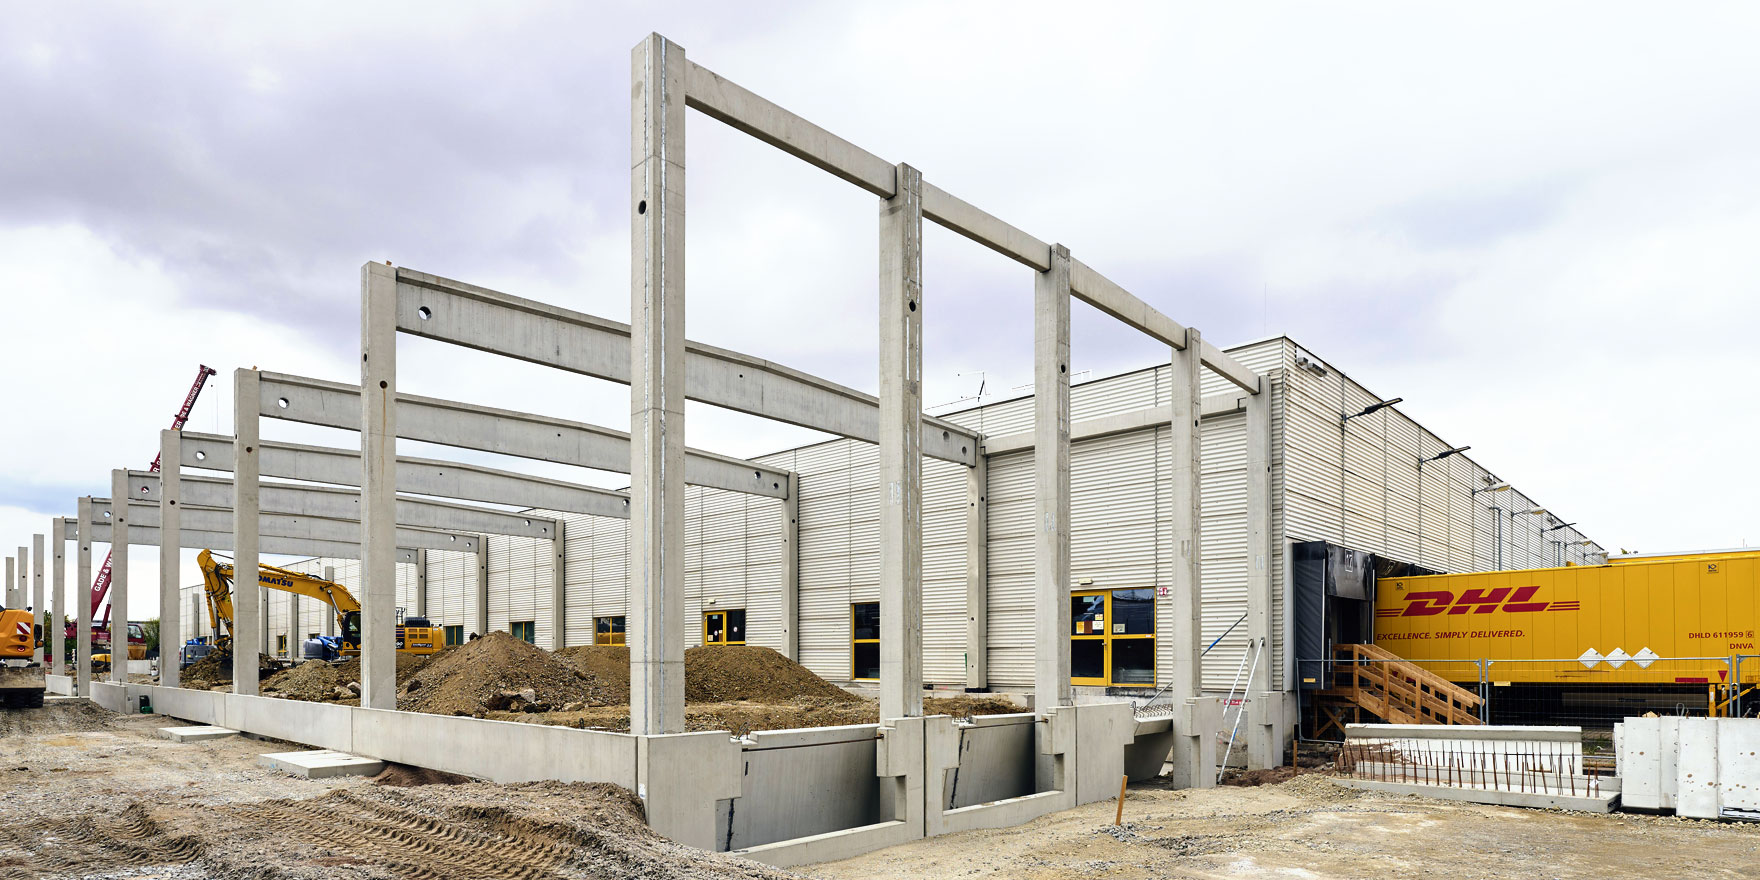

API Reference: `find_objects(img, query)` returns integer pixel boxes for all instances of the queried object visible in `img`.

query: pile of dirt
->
[0,781,796,879]
[498,692,1026,736]
[397,631,599,716]
[179,647,273,689]
[553,644,860,707]
[685,645,861,703]
[553,645,635,705]
[262,652,434,703]
[372,762,475,787]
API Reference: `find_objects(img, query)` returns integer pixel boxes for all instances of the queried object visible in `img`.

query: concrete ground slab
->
[159,725,238,743]
[258,749,385,779]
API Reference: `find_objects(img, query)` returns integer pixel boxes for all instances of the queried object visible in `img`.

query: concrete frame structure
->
[55,33,1334,865]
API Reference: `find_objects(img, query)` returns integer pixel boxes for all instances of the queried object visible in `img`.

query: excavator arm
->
[196,549,360,645]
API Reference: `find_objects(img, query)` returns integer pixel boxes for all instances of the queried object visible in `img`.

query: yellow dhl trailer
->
[1374,553,1759,687]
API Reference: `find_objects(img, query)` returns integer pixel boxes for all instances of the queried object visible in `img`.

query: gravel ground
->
[806,772,1760,880]
[0,700,797,880]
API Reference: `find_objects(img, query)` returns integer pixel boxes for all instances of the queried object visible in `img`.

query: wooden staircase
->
[1310,643,1482,739]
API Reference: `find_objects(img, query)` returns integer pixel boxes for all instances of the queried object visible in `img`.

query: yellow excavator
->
[1,606,46,708]
[197,550,440,661]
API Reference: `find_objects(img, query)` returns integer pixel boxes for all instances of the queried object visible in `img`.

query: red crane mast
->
[85,365,218,644]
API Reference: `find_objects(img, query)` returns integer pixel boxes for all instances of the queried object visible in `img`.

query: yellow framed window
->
[703,609,746,645]
[595,615,626,646]
[851,602,879,681]
[1070,588,1156,687]
[276,634,288,657]
[511,621,536,644]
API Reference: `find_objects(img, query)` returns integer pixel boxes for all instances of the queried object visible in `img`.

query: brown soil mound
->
[372,762,475,787]
[179,647,273,689]
[0,781,794,879]
[262,653,434,703]
[554,644,858,707]
[553,645,634,705]
[398,631,597,716]
[686,645,859,704]
[500,692,1026,736]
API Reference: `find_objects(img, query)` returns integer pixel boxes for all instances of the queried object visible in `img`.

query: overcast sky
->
[3,2,1757,618]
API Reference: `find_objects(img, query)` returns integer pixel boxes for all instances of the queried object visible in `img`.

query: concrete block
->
[44,674,74,696]
[159,725,237,743]
[638,731,743,852]
[259,750,384,779]
[1073,701,1135,805]
[1716,718,1760,816]
[1678,717,1721,819]
[1336,777,1619,813]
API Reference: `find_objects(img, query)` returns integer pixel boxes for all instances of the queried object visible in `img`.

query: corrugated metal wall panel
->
[921,457,967,683]
[984,449,1034,688]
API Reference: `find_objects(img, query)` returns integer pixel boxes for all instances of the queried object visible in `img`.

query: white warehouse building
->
[184,334,1602,754]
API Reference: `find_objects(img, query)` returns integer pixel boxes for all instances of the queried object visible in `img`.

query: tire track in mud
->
[0,781,796,880]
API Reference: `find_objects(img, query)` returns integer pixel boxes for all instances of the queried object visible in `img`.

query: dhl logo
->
[1376,586,1580,618]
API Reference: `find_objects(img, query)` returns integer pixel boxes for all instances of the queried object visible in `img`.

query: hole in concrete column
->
[909,300,916,312]
[417,306,432,320]
[942,431,949,440]
[637,200,647,214]
[962,445,968,454]
[754,470,762,479]
[245,446,253,453]
[1060,364,1066,373]
[773,482,780,490]
[523,519,531,526]
[379,381,388,389]
[194,451,206,461]
[277,397,289,409]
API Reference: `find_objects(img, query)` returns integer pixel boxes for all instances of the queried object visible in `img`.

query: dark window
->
[1072,639,1105,680]
[444,625,463,647]
[511,621,535,643]
[852,603,880,680]
[1112,589,1155,635]
[1111,638,1155,685]
[727,609,745,644]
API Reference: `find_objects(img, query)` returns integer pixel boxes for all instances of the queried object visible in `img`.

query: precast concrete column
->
[31,534,44,663]
[108,470,128,684]
[629,32,688,736]
[415,549,428,619]
[1245,374,1276,769]
[1167,328,1206,786]
[190,593,201,643]
[76,498,92,695]
[1034,244,1072,710]
[289,591,300,653]
[159,430,181,686]
[232,368,262,696]
[15,549,26,620]
[4,557,14,610]
[322,566,336,636]
[780,473,799,660]
[878,162,924,721]
[549,521,566,650]
[965,451,989,691]
[260,587,271,657]
[474,539,488,636]
[51,518,66,677]
[359,261,400,710]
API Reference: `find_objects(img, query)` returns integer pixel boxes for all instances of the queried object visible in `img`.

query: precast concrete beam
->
[965,452,988,691]
[392,267,980,468]
[175,433,629,520]
[258,372,792,499]
[1166,329,1206,788]
[76,497,92,695]
[629,32,688,736]
[30,533,44,663]
[1034,244,1072,711]
[780,472,799,660]
[878,162,924,721]
[1245,373,1277,769]
[981,393,1251,456]
[360,261,399,710]
[128,471,557,539]
[233,369,262,697]
[159,429,180,687]
[92,499,481,553]
[50,518,66,677]
[73,518,423,563]
[108,470,128,685]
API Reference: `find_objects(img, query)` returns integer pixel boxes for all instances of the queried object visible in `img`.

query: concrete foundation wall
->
[944,714,1037,809]
[721,725,884,850]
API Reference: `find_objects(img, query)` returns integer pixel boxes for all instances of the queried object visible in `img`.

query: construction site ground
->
[6,701,1760,879]
[807,771,1760,880]
[0,700,793,879]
